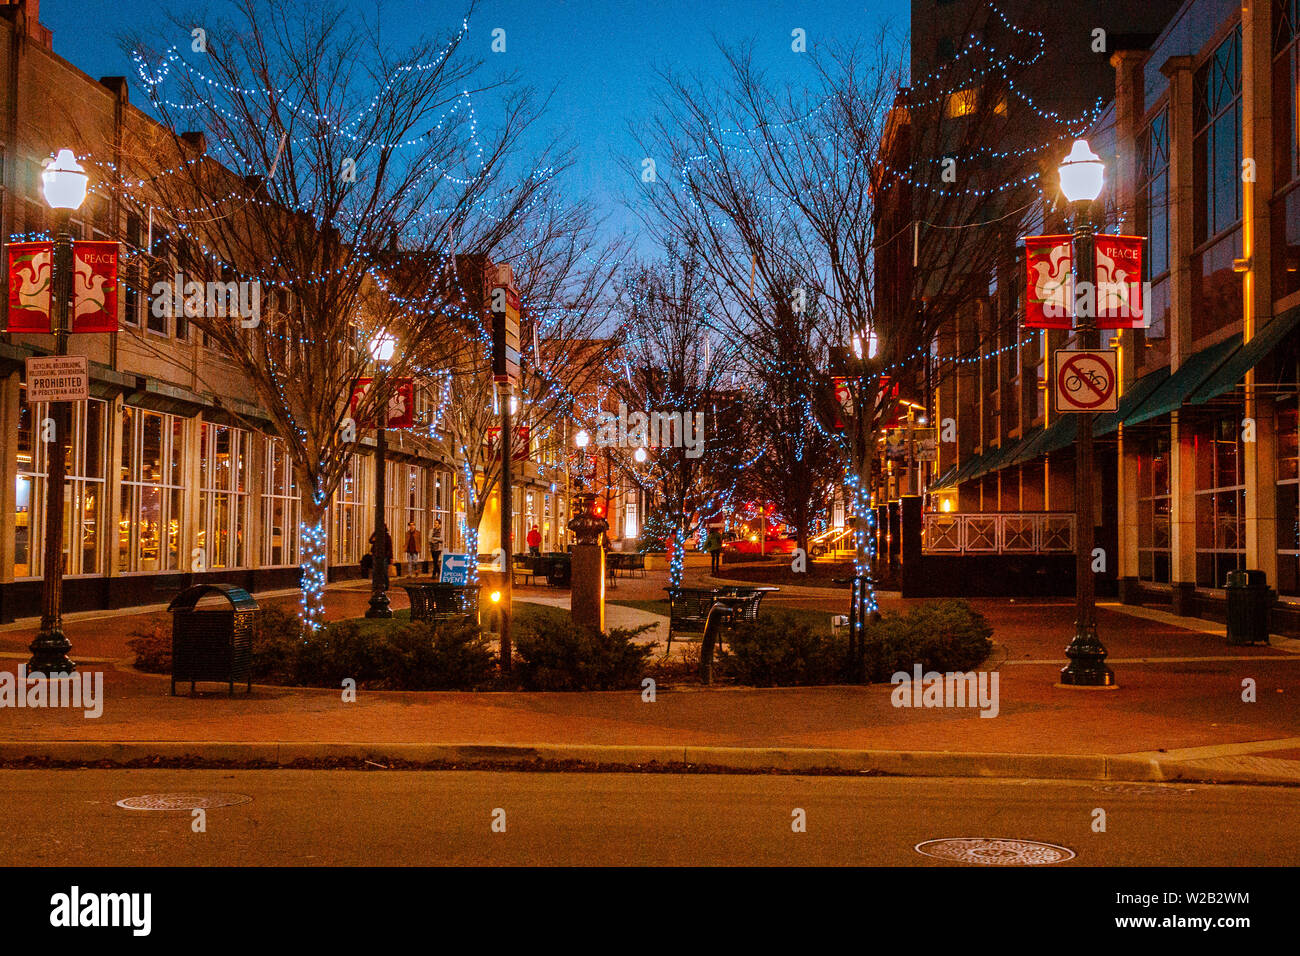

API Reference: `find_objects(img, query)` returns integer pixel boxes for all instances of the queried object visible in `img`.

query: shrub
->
[720,601,993,687]
[258,617,496,690]
[126,615,172,673]
[862,600,994,682]
[513,615,653,691]
[720,611,849,686]
[129,601,495,690]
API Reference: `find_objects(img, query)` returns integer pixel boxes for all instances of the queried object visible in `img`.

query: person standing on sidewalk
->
[428,519,443,580]
[368,524,392,576]
[706,527,723,575]
[527,525,542,555]
[404,522,422,578]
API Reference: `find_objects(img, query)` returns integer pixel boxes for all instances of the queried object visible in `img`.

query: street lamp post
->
[568,428,606,631]
[28,149,88,675]
[366,332,397,619]
[1057,139,1115,687]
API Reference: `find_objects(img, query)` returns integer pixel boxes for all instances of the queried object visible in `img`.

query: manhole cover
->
[116,793,252,811]
[1093,784,1196,795]
[915,838,1075,865]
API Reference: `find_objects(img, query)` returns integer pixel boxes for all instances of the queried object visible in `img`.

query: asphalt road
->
[0,770,1295,866]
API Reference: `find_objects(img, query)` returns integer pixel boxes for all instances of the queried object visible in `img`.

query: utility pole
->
[500,382,513,671]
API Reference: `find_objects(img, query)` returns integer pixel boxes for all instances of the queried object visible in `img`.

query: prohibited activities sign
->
[1054,349,1118,413]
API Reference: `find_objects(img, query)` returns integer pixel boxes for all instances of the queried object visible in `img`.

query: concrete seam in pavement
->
[1,740,1296,785]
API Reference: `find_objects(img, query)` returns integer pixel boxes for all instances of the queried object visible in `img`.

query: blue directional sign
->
[440,553,471,585]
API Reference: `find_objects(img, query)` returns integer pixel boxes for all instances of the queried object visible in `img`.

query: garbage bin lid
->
[1224,569,1267,588]
[167,583,259,611]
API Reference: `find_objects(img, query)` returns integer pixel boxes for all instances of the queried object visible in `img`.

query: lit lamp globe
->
[574,429,590,449]
[41,148,88,211]
[633,446,647,463]
[369,331,397,363]
[1058,139,1105,205]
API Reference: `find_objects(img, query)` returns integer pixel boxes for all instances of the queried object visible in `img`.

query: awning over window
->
[944,451,986,487]
[931,461,960,488]
[1188,305,1300,405]
[967,426,1043,478]
[1095,366,1171,436]
[1123,333,1242,426]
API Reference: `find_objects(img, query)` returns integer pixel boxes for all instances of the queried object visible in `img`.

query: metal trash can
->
[1223,569,1273,646]
[168,583,259,695]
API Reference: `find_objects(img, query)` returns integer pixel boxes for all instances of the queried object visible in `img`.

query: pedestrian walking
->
[368,524,392,578]
[706,527,723,575]
[428,519,443,580]
[404,521,421,577]
[527,525,542,555]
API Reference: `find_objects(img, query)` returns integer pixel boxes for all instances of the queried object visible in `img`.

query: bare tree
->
[110,0,565,630]
[615,248,748,589]
[634,13,1093,620]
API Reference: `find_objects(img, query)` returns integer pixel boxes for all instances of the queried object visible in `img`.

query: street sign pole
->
[499,381,513,672]
[491,281,520,672]
[28,208,75,673]
[1059,211,1115,688]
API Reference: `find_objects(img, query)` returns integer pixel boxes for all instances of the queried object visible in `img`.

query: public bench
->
[665,585,777,653]
[402,582,479,625]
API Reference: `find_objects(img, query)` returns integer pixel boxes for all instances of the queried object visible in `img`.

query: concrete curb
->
[0,740,1293,784]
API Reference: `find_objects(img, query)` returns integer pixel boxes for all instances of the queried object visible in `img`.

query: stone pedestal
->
[571,544,605,632]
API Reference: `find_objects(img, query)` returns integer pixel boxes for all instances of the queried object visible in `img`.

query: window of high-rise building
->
[1273,0,1300,299]
[1137,109,1171,339]
[1192,25,1244,339]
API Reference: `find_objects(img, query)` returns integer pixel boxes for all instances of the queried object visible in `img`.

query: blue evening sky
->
[42,0,910,251]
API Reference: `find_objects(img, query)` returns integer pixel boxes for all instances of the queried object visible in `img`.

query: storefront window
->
[263,437,300,567]
[15,394,107,578]
[1276,395,1300,593]
[431,469,451,552]
[331,454,370,565]
[1195,415,1246,587]
[1138,433,1172,583]
[198,421,249,569]
[119,407,184,573]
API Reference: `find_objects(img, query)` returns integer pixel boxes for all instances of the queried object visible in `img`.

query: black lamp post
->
[28,148,88,675]
[365,332,396,619]
[1057,139,1115,687]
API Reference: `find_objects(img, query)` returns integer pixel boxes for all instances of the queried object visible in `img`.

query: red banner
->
[1094,234,1145,329]
[350,377,415,428]
[486,424,531,461]
[72,241,120,333]
[5,242,53,333]
[1024,234,1074,329]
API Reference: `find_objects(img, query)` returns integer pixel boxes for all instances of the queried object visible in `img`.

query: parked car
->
[722,534,797,556]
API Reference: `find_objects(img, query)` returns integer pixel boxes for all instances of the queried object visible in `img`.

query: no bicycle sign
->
[1054,349,1118,413]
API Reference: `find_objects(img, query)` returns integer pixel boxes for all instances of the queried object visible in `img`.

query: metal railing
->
[923,512,1075,555]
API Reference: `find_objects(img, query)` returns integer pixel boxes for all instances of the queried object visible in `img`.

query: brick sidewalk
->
[0,575,1297,772]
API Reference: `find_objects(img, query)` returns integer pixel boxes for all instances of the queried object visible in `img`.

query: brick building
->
[0,0,600,621]
[895,0,1300,630]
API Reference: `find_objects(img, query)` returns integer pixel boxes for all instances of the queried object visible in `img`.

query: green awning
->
[945,451,987,487]
[1124,333,1242,426]
[1188,306,1300,405]
[964,444,1011,483]
[931,462,960,488]
[1011,416,1078,464]
[1036,414,1079,457]
[968,427,1044,479]
[1095,366,1171,436]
